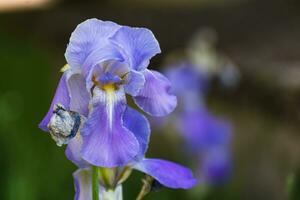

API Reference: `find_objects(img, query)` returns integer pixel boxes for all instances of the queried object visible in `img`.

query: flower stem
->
[136,175,154,200]
[92,166,99,200]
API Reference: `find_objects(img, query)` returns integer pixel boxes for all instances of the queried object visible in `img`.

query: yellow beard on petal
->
[102,83,116,92]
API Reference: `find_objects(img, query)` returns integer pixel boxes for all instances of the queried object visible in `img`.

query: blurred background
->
[1,0,300,199]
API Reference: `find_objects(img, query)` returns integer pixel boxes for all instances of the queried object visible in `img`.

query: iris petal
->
[123,107,150,160]
[111,26,161,71]
[83,45,124,81]
[81,87,139,167]
[65,19,121,68]
[132,158,198,189]
[134,70,177,116]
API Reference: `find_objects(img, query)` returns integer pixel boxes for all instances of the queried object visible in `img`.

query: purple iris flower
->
[180,111,232,185]
[39,19,177,168]
[165,62,233,184]
[38,19,197,196]
[177,109,233,184]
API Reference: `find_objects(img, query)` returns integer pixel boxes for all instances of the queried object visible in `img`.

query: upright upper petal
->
[81,87,139,167]
[110,26,161,71]
[123,107,150,160]
[39,74,70,132]
[65,19,123,77]
[134,70,177,116]
[82,45,125,81]
[132,158,197,189]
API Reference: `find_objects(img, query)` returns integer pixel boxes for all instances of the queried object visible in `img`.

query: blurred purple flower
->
[177,109,232,184]
[39,18,177,167]
[165,62,233,185]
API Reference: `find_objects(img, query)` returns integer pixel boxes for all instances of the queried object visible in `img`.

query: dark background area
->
[0,0,300,199]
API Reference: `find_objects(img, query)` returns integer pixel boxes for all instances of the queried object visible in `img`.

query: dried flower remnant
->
[48,104,85,146]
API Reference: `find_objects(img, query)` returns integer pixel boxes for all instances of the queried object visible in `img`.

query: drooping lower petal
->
[123,107,150,160]
[73,168,95,200]
[39,74,70,132]
[134,70,177,116]
[110,26,161,71]
[132,158,197,189]
[81,87,139,167]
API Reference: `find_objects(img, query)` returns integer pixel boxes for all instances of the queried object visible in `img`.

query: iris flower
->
[177,109,232,184]
[39,18,177,167]
[165,62,233,184]
[38,19,197,197]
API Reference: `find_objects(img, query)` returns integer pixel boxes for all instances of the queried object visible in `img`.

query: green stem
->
[92,166,99,200]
